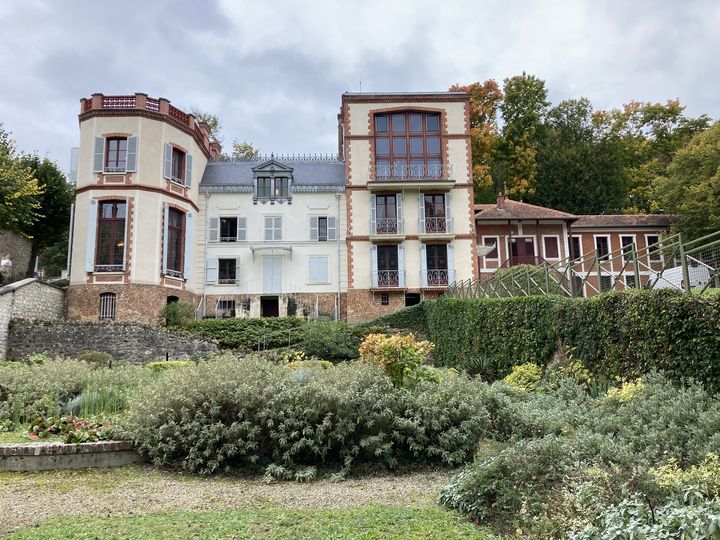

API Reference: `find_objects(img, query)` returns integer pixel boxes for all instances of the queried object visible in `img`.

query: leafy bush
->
[503,363,542,391]
[360,303,427,333]
[493,264,566,297]
[77,350,113,367]
[28,414,114,444]
[183,317,306,350]
[359,333,436,387]
[297,321,363,361]
[124,356,490,474]
[286,359,333,370]
[144,361,191,373]
[158,301,195,327]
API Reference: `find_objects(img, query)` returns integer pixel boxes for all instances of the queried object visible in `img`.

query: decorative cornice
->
[342,93,469,104]
[75,184,199,212]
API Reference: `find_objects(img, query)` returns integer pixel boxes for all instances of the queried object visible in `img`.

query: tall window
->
[647,235,662,262]
[171,148,185,183]
[257,177,271,198]
[218,258,237,284]
[274,177,289,198]
[424,194,446,232]
[571,236,582,261]
[375,112,441,178]
[105,138,127,172]
[543,236,560,259]
[377,245,399,287]
[621,236,635,263]
[99,292,116,320]
[482,237,499,261]
[96,200,126,272]
[166,208,184,274]
[426,244,449,286]
[375,194,397,234]
[220,217,238,242]
[318,217,328,241]
[264,216,283,240]
[595,236,610,261]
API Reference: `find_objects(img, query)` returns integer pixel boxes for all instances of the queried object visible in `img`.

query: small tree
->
[157,302,195,327]
[0,125,42,234]
[231,140,260,160]
[358,333,435,388]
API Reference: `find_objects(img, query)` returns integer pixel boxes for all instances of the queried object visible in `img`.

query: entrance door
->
[260,296,279,317]
[509,237,535,265]
[263,256,283,293]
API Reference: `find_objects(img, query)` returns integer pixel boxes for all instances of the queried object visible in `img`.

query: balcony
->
[368,164,454,191]
[421,268,456,288]
[371,269,406,289]
[370,218,404,239]
[419,217,454,238]
[94,264,124,273]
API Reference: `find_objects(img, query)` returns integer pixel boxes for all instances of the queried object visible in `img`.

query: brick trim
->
[75,184,199,212]
[342,93,469,104]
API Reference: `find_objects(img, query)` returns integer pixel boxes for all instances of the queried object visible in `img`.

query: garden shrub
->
[77,350,113,367]
[124,355,490,474]
[183,317,306,350]
[144,360,191,373]
[297,321,362,360]
[503,363,542,391]
[360,303,427,334]
[358,333,435,387]
[286,359,333,370]
[157,301,195,327]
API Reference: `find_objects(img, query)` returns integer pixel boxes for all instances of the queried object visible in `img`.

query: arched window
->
[99,292,116,320]
[166,295,179,304]
[374,112,441,179]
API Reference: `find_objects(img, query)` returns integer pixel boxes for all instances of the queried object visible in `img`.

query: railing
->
[422,268,455,287]
[102,95,136,108]
[373,163,452,180]
[94,264,124,273]
[501,255,549,268]
[371,218,403,235]
[168,104,189,125]
[218,278,237,285]
[445,230,720,299]
[145,97,160,112]
[419,217,454,234]
[165,269,183,279]
[372,270,405,288]
[103,166,126,173]
[220,236,237,242]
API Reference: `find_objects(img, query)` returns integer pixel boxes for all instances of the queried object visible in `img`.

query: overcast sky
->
[1,0,718,174]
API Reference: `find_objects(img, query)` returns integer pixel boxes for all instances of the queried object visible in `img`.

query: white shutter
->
[308,256,329,283]
[209,217,219,242]
[420,244,427,287]
[206,258,218,284]
[237,217,246,241]
[235,257,241,284]
[275,217,282,240]
[183,212,193,279]
[185,154,192,187]
[371,245,378,288]
[309,216,319,241]
[419,192,425,233]
[121,198,128,268]
[126,136,138,172]
[445,192,452,232]
[264,217,272,241]
[327,216,336,241]
[396,192,404,234]
[85,199,98,272]
[398,244,405,288]
[163,143,172,180]
[162,204,169,274]
[370,194,377,234]
[93,137,105,173]
[447,243,456,283]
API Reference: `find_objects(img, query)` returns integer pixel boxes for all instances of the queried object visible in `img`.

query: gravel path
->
[0,465,450,536]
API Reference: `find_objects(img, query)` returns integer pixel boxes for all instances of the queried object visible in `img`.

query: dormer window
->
[274,177,289,198]
[257,177,272,198]
[252,160,293,204]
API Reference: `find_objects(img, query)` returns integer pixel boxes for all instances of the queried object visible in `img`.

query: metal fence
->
[446,230,720,299]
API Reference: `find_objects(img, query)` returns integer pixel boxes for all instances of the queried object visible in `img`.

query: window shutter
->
[93,137,105,173]
[235,257,241,284]
[206,258,218,284]
[398,244,405,287]
[122,198,129,267]
[371,245,378,288]
[309,216,319,241]
[126,136,138,172]
[185,154,192,187]
[237,217,247,241]
[420,244,427,287]
[163,143,172,180]
[162,204,169,274]
[447,243,456,283]
[444,192,452,232]
[327,216,336,241]
[275,217,282,240]
[396,193,404,234]
[370,194,377,234]
[183,212,193,279]
[419,192,425,233]
[85,199,98,272]
[264,217,272,241]
[209,217,219,242]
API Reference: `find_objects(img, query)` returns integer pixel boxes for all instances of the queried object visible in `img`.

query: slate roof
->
[573,214,675,228]
[200,160,346,187]
[475,198,577,221]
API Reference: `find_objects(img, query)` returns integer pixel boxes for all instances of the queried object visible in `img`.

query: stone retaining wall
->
[7,320,218,364]
[0,440,144,471]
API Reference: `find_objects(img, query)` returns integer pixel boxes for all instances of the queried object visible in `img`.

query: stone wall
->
[0,230,32,284]
[6,320,217,364]
[0,278,66,359]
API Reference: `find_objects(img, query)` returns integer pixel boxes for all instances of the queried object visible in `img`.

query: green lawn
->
[7,506,494,540]
[0,428,62,444]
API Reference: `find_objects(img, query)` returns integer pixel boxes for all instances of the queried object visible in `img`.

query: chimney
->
[496,192,507,208]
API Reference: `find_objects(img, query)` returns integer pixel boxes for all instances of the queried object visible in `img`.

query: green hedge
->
[358,303,427,334]
[367,290,720,389]
[183,317,306,350]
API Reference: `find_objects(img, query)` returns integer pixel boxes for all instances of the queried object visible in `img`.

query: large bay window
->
[165,208,185,277]
[95,200,126,272]
[374,112,442,178]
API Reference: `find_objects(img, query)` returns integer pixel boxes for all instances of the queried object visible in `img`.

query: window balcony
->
[218,278,237,285]
[94,264,124,273]
[370,218,404,236]
[421,268,456,288]
[373,163,452,181]
[371,270,405,289]
[419,217,454,235]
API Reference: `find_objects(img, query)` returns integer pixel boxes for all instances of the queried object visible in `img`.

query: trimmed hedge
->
[358,303,427,334]
[367,290,720,389]
[183,317,306,350]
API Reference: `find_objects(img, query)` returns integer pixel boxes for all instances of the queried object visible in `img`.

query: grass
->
[6,506,494,539]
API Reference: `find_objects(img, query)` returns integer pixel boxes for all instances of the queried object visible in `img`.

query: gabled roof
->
[475,196,577,221]
[200,159,345,188]
[572,214,675,228]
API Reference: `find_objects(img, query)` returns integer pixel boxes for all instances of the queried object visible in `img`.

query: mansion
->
[67,92,671,324]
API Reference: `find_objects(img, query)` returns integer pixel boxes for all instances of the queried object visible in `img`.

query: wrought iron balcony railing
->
[373,163,452,180]
[218,278,237,285]
[94,264,124,273]
[419,217,454,234]
[421,268,456,287]
[371,218,404,235]
[371,269,405,288]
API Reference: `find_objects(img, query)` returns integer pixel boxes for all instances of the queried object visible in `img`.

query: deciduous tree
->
[0,125,42,235]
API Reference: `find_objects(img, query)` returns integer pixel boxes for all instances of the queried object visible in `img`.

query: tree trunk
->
[25,243,39,278]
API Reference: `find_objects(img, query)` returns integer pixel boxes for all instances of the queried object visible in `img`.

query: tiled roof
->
[475,197,577,220]
[573,214,675,228]
[200,160,345,187]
